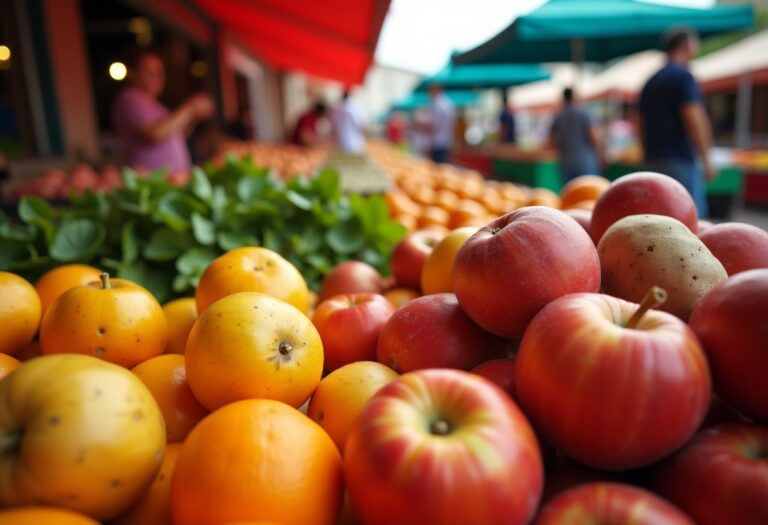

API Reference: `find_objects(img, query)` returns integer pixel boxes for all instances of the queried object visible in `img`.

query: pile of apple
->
[6,164,125,201]
[313,171,768,525]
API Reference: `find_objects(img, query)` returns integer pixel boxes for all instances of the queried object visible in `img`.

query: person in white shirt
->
[426,84,456,163]
[331,90,367,154]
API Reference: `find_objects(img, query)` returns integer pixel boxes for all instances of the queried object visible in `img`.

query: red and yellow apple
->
[320,261,382,301]
[390,229,443,290]
[470,358,517,401]
[536,483,694,525]
[590,172,698,243]
[420,226,477,295]
[515,291,711,470]
[453,207,600,339]
[698,222,768,276]
[562,208,592,236]
[689,269,768,421]
[377,293,507,372]
[344,368,543,525]
[312,293,396,373]
[654,424,768,525]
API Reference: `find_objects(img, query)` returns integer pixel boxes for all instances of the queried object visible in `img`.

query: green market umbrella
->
[454,0,754,65]
[415,62,551,91]
[391,90,479,112]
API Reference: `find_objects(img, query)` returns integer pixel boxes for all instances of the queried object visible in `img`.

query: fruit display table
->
[452,146,562,193]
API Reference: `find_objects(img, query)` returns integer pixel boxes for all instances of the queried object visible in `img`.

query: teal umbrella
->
[391,90,479,112]
[454,0,754,65]
[415,62,551,91]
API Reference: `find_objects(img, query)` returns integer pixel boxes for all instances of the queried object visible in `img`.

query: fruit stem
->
[625,286,667,329]
[100,272,111,290]
[430,419,452,436]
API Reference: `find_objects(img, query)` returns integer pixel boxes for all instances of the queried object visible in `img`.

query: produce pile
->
[0,169,767,525]
[0,156,405,301]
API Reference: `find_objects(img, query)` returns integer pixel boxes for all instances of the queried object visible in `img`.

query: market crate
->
[491,158,562,193]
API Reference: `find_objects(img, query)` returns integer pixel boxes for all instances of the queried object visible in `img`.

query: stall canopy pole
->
[571,38,585,88]
[735,72,753,149]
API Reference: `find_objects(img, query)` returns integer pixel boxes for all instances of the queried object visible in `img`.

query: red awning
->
[196,0,390,85]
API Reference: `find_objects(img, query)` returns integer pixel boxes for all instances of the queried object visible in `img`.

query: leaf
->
[176,247,218,276]
[312,168,341,199]
[172,273,193,293]
[236,176,268,202]
[121,222,139,264]
[50,219,106,262]
[143,228,194,261]
[191,213,215,246]
[18,196,54,224]
[117,260,173,302]
[326,219,365,254]
[285,190,313,211]
[122,168,139,190]
[156,192,207,232]
[0,238,33,269]
[262,228,283,252]
[218,231,258,251]
[210,186,228,222]
[191,167,213,201]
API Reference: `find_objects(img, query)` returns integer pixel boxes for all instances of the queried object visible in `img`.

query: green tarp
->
[391,90,479,111]
[415,63,551,91]
[454,0,754,64]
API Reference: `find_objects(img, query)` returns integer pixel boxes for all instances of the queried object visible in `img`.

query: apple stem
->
[625,286,668,329]
[100,272,111,290]
[0,429,22,455]
[430,419,452,436]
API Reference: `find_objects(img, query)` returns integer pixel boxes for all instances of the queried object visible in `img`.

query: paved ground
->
[726,204,768,231]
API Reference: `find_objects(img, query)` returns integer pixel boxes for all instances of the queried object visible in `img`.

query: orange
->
[185,292,323,411]
[0,507,99,525]
[563,198,597,211]
[394,214,418,231]
[170,399,343,525]
[0,353,21,380]
[195,247,309,315]
[162,298,197,354]
[417,206,451,229]
[410,186,437,207]
[40,273,167,368]
[34,264,102,318]
[449,199,487,229]
[14,339,42,361]
[384,287,420,308]
[307,361,398,453]
[527,188,562,208]
[384,191,421,217]
[420,227,478,295]
[132,355,208,443]
[0,272,41,356]
[111,443,181,525]
[560,175,611,209]
[434,189,460,212]
[456,216,493,229]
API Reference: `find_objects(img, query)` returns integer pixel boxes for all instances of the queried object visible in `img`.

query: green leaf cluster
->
[1,157,406,302]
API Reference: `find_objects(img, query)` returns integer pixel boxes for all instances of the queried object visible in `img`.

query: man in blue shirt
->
[639,28,715,217]
[499,93,516,144]
[549,87,602,183]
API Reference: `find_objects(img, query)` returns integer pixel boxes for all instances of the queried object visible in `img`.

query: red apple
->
[536,483,694,525]
[344,368,543,525]
[377,293,507,372]
[654,424,768,525]
[470,358,517,400]
[516,291,711,470]
[689,269,768,421]
[698,222,768,276]
[562,208,592,236]
[590,172,698,243]
[312,293,396,373]
[390,229,443,290]
[320,261,383,301]
[453,207,600,339]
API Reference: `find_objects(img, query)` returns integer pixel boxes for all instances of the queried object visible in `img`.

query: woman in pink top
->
[112,51,213,175]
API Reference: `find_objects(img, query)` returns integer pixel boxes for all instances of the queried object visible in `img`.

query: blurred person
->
[331,89,367,154]
[454,109,468,148]
[549,87,602,183]
[386,111,406,147]
[499,92,517,144]
[419,84,456,163]
[639,27,714,217]
[112,50,214,174]
[289,102,328,147]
